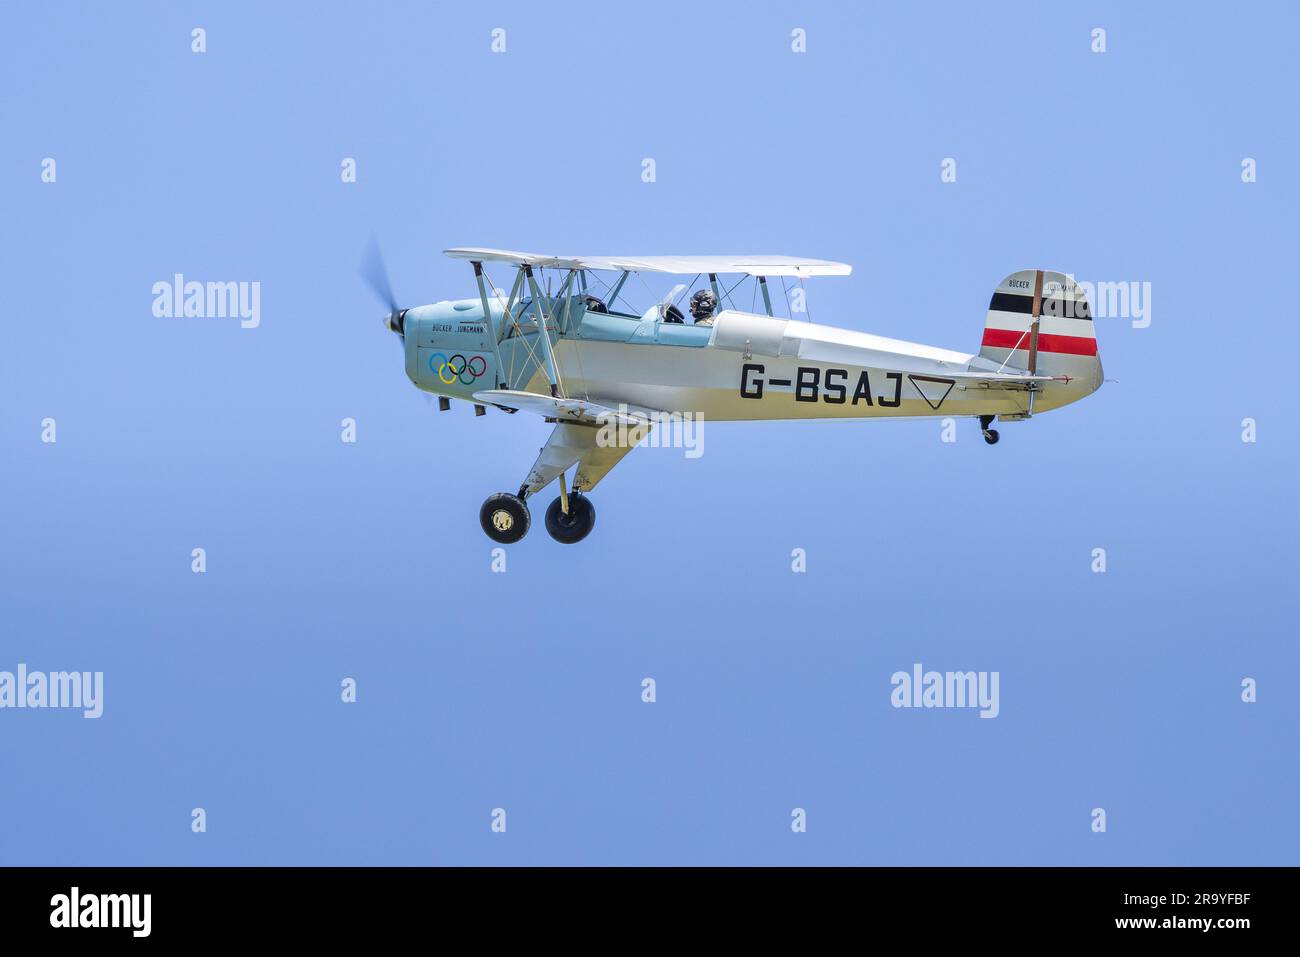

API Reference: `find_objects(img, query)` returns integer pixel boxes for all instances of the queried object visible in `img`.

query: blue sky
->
[1,1,1296,865]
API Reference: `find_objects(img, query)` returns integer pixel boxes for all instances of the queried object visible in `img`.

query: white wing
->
[472,389,657,426]
[445,248,851,278]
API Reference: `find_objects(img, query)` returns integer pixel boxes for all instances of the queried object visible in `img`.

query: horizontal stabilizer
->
[949,370,1072,390]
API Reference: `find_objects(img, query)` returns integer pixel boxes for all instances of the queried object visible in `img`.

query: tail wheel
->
[979,415,1000,445]
[480,492,530,544]
[544,493,596,544]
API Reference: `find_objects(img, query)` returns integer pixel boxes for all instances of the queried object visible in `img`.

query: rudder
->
[980,270,1102,393]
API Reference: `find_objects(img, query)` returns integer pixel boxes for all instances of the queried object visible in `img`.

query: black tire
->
[544,493,596,544]
[982,429,1000,445]
[480,492,530,544]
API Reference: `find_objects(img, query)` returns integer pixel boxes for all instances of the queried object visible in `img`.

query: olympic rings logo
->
[429,352,487,385]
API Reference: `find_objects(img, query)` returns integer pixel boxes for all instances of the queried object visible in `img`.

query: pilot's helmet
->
[583,295,608,314]
[689,289,718,321]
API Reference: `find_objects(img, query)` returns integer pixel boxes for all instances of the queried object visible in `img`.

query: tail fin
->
[980,270,1102,392]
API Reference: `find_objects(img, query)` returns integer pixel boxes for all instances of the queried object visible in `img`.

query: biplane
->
[362,246,1102,544]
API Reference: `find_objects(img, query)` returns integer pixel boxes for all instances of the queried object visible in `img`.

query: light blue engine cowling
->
[404,299,507,398]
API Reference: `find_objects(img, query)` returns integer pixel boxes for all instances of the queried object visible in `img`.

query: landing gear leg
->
[979,415,1000,446]
[545,481,596,544]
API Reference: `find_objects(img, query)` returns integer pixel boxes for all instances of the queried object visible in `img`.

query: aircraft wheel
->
[480,492,530,544]
[982,428,1000,445]
[545,493,596,544]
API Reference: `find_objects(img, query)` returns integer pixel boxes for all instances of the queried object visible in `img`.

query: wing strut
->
[523,264,566,398]
[607,270,629,311]
[471,261,509,388]
[708,273,724,316]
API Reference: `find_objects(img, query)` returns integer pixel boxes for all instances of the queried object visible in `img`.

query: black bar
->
[0,866,1284,943]
[988,291,1092,319]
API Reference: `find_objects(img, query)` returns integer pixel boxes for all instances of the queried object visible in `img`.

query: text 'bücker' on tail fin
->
[980,270,1103,393]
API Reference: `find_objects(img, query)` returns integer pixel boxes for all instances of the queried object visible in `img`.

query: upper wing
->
[473,389,656,494]
[445,248,851,278]
[446,248,587,271]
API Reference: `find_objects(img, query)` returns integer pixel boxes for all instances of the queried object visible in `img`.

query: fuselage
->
[402,295,1101,422]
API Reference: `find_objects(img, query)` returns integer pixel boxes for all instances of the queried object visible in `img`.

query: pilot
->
[689,289,718,326]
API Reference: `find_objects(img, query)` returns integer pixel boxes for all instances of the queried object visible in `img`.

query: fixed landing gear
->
[478,478,597,545]
[979,415,1000,446]
[479,492,530,544]
[545,491,596,544]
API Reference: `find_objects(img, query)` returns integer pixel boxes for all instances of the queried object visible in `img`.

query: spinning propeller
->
[361,238,407,337]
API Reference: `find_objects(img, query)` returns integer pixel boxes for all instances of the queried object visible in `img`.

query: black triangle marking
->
[908,375,956,411]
